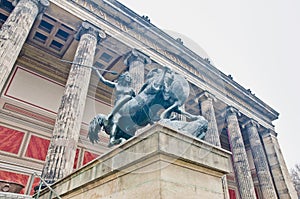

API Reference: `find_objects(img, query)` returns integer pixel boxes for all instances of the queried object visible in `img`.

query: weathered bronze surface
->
[88,67,208,146]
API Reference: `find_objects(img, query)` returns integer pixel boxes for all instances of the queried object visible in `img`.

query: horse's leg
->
[160,101,180,119]
[108,123,117,147]
[178,107,203,121]
[108,114,121,147]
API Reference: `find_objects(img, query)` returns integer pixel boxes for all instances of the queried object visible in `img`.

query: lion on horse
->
[88,67,208,147]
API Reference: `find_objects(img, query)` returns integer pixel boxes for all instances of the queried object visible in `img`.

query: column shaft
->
[124,49,151,93]
[0,0,48,91]
[199,92,221,147]
[262,131,298,198]
[245,120,277,198]
[41,24,99,182]
[226,107,257,199]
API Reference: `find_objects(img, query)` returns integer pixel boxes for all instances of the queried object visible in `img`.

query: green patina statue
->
[88,67,208,147]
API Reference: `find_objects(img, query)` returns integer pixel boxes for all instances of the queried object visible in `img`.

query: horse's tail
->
[88,114,106,144]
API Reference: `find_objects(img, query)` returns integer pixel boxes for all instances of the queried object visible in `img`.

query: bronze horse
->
[88,68,207,146]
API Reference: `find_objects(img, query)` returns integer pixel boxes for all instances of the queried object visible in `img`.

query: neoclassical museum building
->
[0,0,297,198]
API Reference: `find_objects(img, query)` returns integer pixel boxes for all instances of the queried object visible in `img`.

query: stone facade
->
[0,0,297,198]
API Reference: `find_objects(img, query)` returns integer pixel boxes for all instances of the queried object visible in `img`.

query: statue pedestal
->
[37,124,231,198]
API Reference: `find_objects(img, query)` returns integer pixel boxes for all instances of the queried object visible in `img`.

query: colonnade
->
[0,1,296,198]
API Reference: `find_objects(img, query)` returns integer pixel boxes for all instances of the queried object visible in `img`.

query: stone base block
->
[37,124,231,199]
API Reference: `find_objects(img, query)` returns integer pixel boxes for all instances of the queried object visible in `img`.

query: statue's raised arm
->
[95,69,117,88]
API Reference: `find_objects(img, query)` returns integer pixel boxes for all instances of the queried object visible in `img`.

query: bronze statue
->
[89,67,208,147]
[95,70,136,146]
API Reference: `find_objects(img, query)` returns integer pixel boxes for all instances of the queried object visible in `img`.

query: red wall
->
[83,151,100,166]
[0,125,101,195]
[0,125,24,154]
[229,189,237,199]
[25,135,50,161]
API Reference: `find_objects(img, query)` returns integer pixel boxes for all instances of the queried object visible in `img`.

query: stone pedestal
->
[37,124,231,199]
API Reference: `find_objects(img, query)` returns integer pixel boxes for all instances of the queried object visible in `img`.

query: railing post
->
[34,172,62,199]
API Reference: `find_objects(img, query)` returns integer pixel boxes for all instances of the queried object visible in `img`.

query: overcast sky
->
[117,0,300,170]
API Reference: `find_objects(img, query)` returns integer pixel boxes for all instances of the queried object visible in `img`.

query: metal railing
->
[32,173,61,199]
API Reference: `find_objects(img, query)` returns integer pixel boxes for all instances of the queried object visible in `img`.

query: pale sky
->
[117,0,300,170]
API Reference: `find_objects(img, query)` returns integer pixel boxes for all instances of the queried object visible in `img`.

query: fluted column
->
[199,91,221,147]
[226,106,257,199]
[244,119,277,199]
[124,49,151,93]
[41,22,105,182]
[0,0,49,92]
[199,92,228,198]
[262,129,298,198]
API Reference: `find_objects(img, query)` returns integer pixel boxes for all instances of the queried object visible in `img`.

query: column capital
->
[12,0,50,13]
[124,49,151,66]
[75,21,106,44]
[262,128,278,137]
[198,91,216,102]
[226,106,241,117]
[242,119,259,129]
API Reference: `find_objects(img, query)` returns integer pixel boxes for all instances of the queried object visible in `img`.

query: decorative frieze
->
[70,0,196,76]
